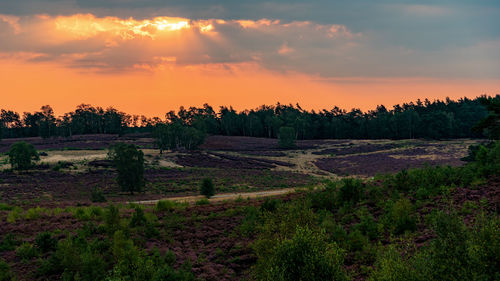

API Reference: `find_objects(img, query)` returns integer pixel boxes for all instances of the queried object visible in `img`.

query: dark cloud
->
[0,1,498,78]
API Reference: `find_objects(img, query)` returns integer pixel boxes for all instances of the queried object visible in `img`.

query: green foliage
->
[154,200,176,212]
[35,232,57,253]
[8,141,39,170]
[91,188,107,203]
[369,245,421,281]
[308,181,338,212]
[278,126,296,149]
[0,234,17,252]
[337,178,363,206]
[153,122,206,152]
[195,198,210,205]
[200,178,215,198]
[385,198,417,235]
[355,210,380,240]
[108,143,145,194]
[0,259,13,281]
[104,204,121,234]
[253,226,347,281]
[260,198,281,212]
[16,242,38,261]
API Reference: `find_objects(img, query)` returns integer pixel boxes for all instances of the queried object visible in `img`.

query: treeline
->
[1,95,497,140]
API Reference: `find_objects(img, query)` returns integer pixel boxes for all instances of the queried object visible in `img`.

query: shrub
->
[0,259,13,281]
[389,198,416,235]
[278,126,297,149]
[337,178,363,206]
[35,232,57,253]
[108,143,145,194]
[427,211,470,280]
[355,211,380,240]
[369,245,418,281]
[0,234,17,252]
[155,200,176,212]
[16,242,38,261]
[253,226,347,281]
[347,229,369,252]
[104,204,121,234]
[308,181,337,212]
[195,198,210,205]
[260,198,281,212]
[200,178,215,198]
[8,141,39,170]
[130,207,147,227]
[91,188,107,203]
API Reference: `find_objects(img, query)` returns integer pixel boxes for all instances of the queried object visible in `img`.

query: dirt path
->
[132,187,297,205]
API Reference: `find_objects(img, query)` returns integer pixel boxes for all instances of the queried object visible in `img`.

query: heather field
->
[0,135,498,281]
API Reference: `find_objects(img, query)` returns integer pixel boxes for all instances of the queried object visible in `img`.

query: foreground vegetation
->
[0,141,498,280]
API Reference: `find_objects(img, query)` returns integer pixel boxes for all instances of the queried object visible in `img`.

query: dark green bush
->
[104,204,121,234]
[90,188,107,203]
[130,207,147,227]
[200,178,215,198]
[108,143,145,194]
[16,242,38,261]
[8,141,39,170]
[35,232,57,253]
[308,182,337,212]
[260,198,281,212]
[0,259,13,281]
[0,234,17,252]
[347,229,369,252]
[355,211,380,240]
[253,226,347,281]
[337,178,363,206]
[387,198,417,235]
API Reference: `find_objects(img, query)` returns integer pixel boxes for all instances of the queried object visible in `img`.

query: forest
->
[1,95,496,141]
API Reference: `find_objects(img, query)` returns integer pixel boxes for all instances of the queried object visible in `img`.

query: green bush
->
[16,242,38,261]
[369,245,419,281]
[0,259,13,281]
[347,229,369,252]
[200,178,215,198]
[195,198,210,205]
[8,141,39,170]
[104,204,121,234]
[91,188,107,203]
[337,178,363,206]
[355,210,380,240]
[260,198,281,212]
[108,143,145,194]
[35,232,57,253]
[388,198,416,235]
[154,200,176,212]
[0,234,17,252]
[253,226,347,281]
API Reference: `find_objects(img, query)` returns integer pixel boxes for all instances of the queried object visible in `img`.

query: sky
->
[0,0,499,117]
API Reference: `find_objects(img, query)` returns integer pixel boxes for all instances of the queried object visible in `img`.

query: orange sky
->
[0,14,498,117]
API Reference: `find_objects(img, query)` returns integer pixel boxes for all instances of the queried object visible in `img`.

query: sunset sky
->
[0,1,499,117]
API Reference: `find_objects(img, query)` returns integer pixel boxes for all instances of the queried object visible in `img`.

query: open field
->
[1,134,497,281]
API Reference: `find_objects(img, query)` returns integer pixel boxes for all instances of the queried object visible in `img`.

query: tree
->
[200,178,215,198]
[108,143,145,194]
[278,126,296,149]
[473,95,500,139]
[153,122,205,153]
[8,142,39,170]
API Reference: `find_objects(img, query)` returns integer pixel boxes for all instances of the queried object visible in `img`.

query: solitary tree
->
[278,126,296,149]
[8,142,39,170]
[200,178,215,198]
[108,143,144,194]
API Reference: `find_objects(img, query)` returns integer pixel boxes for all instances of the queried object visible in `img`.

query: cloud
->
[0,13,362,75]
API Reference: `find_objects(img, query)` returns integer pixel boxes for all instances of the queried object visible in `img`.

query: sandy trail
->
[132,187,297,205]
